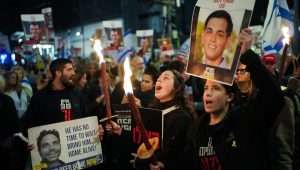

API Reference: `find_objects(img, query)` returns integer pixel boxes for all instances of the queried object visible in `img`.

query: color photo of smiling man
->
[186,0,256,85]
[201,10,233,69]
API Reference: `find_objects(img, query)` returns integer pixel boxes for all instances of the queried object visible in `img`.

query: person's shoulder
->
[0,92,13,103]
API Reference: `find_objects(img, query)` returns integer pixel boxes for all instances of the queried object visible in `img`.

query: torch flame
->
[93,39,105,64]
[123,57,133,94]
[281,26,290,45]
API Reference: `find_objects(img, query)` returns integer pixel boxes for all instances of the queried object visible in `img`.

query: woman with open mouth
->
[183,31,285,170]
[139,69,193,170]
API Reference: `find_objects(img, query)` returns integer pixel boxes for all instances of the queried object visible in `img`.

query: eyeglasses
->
[236,68,248,74]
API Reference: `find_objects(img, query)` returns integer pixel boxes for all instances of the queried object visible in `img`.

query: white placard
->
[28,116,102,170]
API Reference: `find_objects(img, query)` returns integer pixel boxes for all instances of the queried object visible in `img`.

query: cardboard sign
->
[28,116,102,170]
[186,0,256,85]
[113,105,162,152]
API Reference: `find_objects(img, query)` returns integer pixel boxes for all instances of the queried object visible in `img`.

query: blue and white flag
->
[177,38,190,57]
[261,0,294,55]
[123,29,137,49]
[116,47,135,63]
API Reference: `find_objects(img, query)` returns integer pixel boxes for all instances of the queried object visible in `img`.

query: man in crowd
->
[22,58,86,129]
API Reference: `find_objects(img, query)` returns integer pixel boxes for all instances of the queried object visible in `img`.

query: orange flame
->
[123,57,133,94]
[93,39,105,64]
[281,26,290,45]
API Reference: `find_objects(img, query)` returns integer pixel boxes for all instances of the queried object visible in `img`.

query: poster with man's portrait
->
[21,14,47,44]
[102,20,124,62]
[136,29,154,63]
[136,29,154,51]
[186,0,255,85]
[102,20,124,49]
[157,37,174,56]
[28,116,103,170]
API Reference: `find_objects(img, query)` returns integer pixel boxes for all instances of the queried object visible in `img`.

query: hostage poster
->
[28,116,103,170]
[186,0,256,85]
[136,29,154,64]
[21,14,47,44]
[102,20,124,61]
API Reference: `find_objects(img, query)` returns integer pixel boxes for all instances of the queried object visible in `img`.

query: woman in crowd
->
[183,28,285,169]
[135,65,158,107]
[4,71,31,119]
[11,65,33,98]
[142,69,193,170]
[73,66,88,91]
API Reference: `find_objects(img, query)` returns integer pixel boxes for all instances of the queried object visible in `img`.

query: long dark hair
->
[151,69,196,117]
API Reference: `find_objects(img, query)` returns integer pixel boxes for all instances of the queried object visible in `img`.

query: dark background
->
[0,0,295,36]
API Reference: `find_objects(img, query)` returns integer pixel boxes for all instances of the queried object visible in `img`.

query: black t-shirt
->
[198,122,223,170]
[23,86,86,129]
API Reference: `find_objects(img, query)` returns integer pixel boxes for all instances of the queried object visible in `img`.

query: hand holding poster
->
[186,0,256,85]
[28,116,102,170]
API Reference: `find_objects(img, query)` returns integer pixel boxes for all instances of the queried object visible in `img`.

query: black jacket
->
[155,101,192,170]
[184,50,284,170]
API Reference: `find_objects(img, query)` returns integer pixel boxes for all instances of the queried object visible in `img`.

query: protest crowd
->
[0,0,300,170]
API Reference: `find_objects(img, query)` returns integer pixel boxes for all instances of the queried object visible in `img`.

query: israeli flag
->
[123,29,137,49]
[116,47,135,63]
[261,0,294,55]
